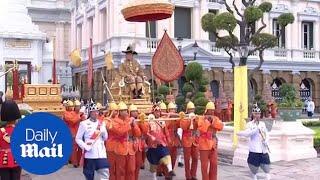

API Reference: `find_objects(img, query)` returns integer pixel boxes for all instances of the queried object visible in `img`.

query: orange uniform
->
[166,120,180,169]
[197,115,223,180]
[180,117,199,179]
[226,101,233,122]
[135,126,146,180]
[140,120,173,178]
[111,117,141,180]
[105,117,117,180]
[63,110,82,167]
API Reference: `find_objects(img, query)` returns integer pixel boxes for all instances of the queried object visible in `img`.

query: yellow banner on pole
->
[105,52,114,70]
[233,65,248,147]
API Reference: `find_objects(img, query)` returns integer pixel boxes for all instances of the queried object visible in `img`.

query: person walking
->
[307,98,315,118]
[237,104,271,180]
[75,103,109,180]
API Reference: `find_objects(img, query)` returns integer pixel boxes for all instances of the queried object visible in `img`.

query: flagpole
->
[148,21,155,103]
[52,37,57,84]
[87,37,93,99]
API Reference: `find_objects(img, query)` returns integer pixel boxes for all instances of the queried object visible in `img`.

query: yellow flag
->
[233,65,248,147]
[105,52,113,70]
[70,49,82,67]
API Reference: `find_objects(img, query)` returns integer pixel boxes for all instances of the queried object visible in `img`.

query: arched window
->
[210,80,219,98]
[271,78,285,102]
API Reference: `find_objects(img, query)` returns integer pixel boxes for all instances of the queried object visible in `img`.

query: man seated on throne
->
[119,45,146,99]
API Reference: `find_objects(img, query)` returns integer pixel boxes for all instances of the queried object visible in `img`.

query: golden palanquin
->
[109,74,153,113]
[23,84,64,117]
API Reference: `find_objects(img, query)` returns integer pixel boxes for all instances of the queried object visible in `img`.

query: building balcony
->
[79,36,320,67]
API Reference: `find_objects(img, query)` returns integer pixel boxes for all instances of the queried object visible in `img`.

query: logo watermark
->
[11,112,72,175]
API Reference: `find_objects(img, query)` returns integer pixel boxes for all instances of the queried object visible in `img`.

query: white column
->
[93,8,99,44]
[170,11,175,38]
[71,10,76,50]
[56,22,65,61]
[199,0,208,40]
[193,0,200,39]
[314,21,319,50]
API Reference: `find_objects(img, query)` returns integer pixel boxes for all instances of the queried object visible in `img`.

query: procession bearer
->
[111,101,141,180]
[180,101,199,180]
[128,104,144,180]
[166,102,180,175]
[63,100,82,167]
[104,101,118,180]
[198,101,224,180]
[71,99,85,167]
[0,100,22,180]
[140,105,174,180]
[75,103,109,180]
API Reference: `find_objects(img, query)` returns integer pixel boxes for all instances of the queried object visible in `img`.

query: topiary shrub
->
[194,92,205,100]
[158,85,170,96]
[258,2,272,13]
[185,62,203,81]
[201,13,216,33]
[216,35,239,49]
[212,12,237,32]
[252,33,278,49]
[182,83,194,96]
[176,95,186,112]
[278,13,295,27]
[244,6,263,24]
[194,97,208,107]
[195,106,206,115]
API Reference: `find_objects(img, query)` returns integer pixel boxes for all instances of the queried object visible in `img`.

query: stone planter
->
[278,108,301,121]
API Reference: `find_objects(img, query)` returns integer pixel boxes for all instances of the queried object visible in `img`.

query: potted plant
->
[278,83,303,121]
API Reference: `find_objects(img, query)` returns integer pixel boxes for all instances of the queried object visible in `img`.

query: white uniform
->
[237,120,270,180]
[75,118,108,158]
[237,121,269,154]
[75,118,109,180]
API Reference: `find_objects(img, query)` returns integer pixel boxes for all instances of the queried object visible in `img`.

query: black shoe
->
[178,162,184,167]
[157,172,164,177]
[140,165,145,169]
[73,165,79,168]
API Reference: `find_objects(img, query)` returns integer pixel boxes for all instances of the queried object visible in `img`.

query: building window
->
[302,21,313,50]
[208,9,217,42]
[88,17,94,39]
[100,8,107,41]
[174,7,191,39]
[146,21,156,38]
[77,24,82,49]
[273,19,285,48]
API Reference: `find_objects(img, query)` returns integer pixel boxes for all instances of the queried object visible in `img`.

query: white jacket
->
[75,118,108,159]
[237,120,269,154]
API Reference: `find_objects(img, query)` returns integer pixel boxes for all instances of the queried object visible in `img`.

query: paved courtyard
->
[24,157,320,180]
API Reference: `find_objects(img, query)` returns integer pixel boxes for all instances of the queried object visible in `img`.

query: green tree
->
[201,1,294,74]
[176,62,209,114]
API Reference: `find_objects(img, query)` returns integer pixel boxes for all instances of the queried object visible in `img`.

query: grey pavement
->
[23,157,320,180]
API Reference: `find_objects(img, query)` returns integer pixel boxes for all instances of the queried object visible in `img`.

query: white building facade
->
[27,0,72,88]
[0,0,73,95]
[70,0,320,109]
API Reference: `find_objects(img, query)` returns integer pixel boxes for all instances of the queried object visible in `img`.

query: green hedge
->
[304,122,320,148]
[310,126,320,148]
[302,121,320,127]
